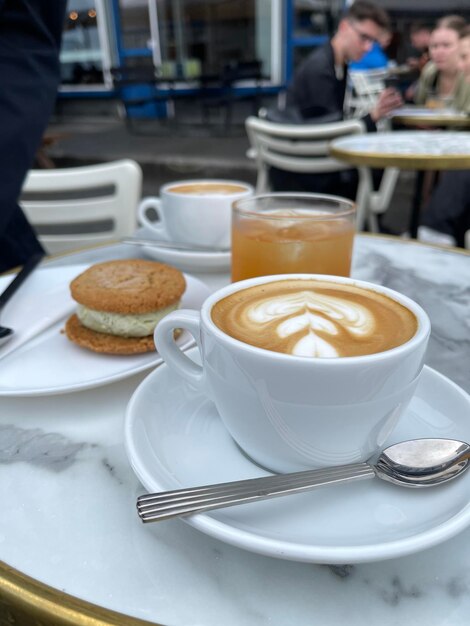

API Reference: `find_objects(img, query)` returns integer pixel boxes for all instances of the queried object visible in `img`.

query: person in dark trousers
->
[0,0,67,273]
[271,1,402,195]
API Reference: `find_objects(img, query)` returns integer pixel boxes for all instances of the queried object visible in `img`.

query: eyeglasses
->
[348,20,377,45]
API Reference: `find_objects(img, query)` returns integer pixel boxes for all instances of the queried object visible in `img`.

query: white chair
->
[245,115,399,232]
[355,165,400,233]
[346,69,387,119]
[245,115,366,191]
[20,159,142,254]
[245,115,374,227]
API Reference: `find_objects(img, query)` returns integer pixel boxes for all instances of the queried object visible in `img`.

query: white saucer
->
[0,267,210,397]
[140,240,231,273]
[125,349,470,564]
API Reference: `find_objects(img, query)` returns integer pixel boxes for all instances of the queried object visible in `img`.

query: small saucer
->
[139,237,230,273]
[125,349,470,564]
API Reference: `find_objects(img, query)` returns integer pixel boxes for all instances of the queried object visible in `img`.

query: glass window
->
[156,0,260,77]
[61,0,116,88]
[118,0,152,51]
[292,0,342,39]
[61,0,103,85]
[118,0,282,84]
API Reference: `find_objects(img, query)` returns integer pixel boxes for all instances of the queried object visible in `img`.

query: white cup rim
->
[201,274,431,365]
[161,179,254,197]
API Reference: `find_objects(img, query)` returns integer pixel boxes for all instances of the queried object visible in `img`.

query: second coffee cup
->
[138,179,254,249]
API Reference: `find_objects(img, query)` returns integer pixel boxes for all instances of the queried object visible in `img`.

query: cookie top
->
[70,259,186,314]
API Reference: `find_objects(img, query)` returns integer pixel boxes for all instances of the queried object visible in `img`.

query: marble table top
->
[0,235,469,625]
[330,131,470,170]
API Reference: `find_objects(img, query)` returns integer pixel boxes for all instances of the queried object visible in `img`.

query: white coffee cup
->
[138,179,254,248]
[154,274,431,473]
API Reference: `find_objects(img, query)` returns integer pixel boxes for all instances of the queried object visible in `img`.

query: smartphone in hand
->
[384,76,399,89]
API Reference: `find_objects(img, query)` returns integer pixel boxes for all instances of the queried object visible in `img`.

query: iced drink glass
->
[231,193,356,282]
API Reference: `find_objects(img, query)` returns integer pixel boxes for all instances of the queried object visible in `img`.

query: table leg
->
[356,167,373,231]
[410,170,424,238]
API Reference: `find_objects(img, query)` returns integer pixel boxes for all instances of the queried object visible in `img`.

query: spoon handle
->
[137,463,375,523]
[121,237,230,253]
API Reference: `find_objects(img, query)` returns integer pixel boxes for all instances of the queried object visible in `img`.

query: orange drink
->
[231,194,355,282]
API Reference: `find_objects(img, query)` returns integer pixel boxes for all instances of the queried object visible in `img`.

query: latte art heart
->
[245,291,375,357]
[211,279,418,358]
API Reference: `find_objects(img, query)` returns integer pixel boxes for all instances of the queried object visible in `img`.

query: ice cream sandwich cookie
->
[65,259,186,354]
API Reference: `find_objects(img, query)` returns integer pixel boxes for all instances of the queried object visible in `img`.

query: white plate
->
[125,350,470,564]
[140,241,231,273]
[0,266,210,397]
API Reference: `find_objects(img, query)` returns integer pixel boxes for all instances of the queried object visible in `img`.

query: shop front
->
[60,1,352,117]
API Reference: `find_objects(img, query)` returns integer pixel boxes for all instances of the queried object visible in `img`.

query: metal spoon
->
[0,253,44,347]
[136,438,470,523]
[121,236,230,253]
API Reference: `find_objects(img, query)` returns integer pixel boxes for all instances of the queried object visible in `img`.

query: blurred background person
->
[285,1,401,128]
[272,1,402,197]
[454,21,470,112]
[402,21,432,101]
[414,15,470,111]
[459,23,470,76]
[418,25,470,247]
[405,21,432,72]
[0,0,66,274]
[349,26,393,71]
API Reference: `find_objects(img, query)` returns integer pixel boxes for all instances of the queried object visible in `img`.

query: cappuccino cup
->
[155,274,430,473]
[138,180,253,248]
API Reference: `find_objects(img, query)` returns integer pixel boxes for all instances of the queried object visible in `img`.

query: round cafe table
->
[390,107,470,129]
[329,130,470,238]
[0,236,469,626]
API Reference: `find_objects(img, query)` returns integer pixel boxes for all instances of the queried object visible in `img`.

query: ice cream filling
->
[76,302,180,337]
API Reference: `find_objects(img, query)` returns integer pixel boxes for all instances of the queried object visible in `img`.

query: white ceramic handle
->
[137,197,166,237]
[154,310,205,390]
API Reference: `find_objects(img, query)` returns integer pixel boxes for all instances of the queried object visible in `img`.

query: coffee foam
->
[168,182,247,196]
[211,279,418,358]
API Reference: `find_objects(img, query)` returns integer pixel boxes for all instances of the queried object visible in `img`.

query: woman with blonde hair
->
[414,15,470,112]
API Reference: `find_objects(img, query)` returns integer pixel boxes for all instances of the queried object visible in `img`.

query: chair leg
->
[367,210,380,233]
[367,167,400,231]
[256,166,269,193]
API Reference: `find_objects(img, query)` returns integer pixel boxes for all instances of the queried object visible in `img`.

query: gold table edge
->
[392,115,470,128]
[329,145,470,170]
[0,560,161,626]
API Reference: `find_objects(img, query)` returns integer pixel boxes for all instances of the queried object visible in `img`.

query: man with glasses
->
[269,1,401,198]
[286,0,401,128]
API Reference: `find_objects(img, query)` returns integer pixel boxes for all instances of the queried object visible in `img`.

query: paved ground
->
[46,98,414,234]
